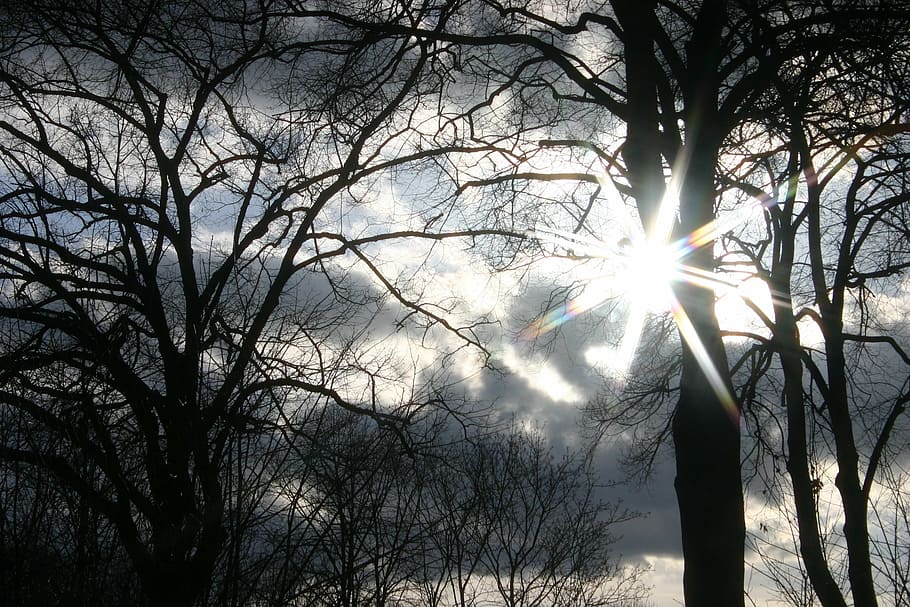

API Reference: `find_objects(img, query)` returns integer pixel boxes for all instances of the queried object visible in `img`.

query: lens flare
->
[621,238,678,311]
[525,183,774,415]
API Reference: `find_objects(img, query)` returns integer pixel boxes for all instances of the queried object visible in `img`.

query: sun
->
[525,188,770,404]
[618,237,679,313]
[521,227,681,371]
[521,151,778,425]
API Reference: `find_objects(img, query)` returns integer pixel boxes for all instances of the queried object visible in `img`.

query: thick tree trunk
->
[141,528,226,607]
[675,2,745,605]
[615,1,745,604]
[673,136,744,607]
[673,348,743,607]
[614,0,665,232]
[116,466,226,607]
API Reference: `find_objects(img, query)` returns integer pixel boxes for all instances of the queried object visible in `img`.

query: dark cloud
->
[453,273,687,562]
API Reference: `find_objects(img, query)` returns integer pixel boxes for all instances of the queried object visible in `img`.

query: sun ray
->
[520,287,613,340]
[525,169,778,401]
[615,303,648,374]
[667,291,740,422]
[673,264,740,292]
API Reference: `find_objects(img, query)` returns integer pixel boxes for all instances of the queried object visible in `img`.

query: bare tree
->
[0,1,518,605]
[468,428,645,607]
[718,17,910,604]
[209,404,641,607]
[351,3,910,604]
[739,126,910,607]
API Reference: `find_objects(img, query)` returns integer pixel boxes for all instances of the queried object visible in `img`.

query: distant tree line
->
[2,403,642,607]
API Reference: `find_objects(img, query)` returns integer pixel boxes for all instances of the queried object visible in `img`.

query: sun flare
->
[525,174,773,418]
[619,237,679,313]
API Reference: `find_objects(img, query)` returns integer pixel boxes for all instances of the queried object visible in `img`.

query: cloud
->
[438,264,688,567]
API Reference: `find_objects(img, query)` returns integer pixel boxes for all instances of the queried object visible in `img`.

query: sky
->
[363,188,752,605]
[5,5,910,604]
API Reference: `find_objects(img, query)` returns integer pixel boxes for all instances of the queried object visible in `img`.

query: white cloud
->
[498,344,584,404]
[639,555,683,607]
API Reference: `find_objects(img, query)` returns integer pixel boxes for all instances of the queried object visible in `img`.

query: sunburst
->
[524,177,772,420]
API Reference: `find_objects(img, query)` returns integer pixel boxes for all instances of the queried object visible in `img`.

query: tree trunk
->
[804,148,879,607]
[823,331,879,607]
[676,2,744,605]
[673,137,744,607]
[673,356,743,607]
[771,186,848,607]
[615,1,745,604]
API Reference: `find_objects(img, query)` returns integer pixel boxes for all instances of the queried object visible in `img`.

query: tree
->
[216,406,641,607]
[0,1,516,605]
[673,5,910,603]
[1,404,141,606]
[726,60,910,605]
[467,428,644,607]
[341,2,909,604]
[682,4,910,601]
[292,409,426,607]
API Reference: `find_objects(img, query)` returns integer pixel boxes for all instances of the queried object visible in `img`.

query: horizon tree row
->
[2,403,644,607]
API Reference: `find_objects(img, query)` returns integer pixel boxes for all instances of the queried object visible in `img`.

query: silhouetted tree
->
[341,2,910,604]
[726,64,910,605]
[0,1,517,605]
[224,407,642,607]
[468,428,644,607]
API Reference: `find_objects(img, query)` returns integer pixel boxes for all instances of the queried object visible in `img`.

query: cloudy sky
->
[376,176,854,605]
[6,4,909,604]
